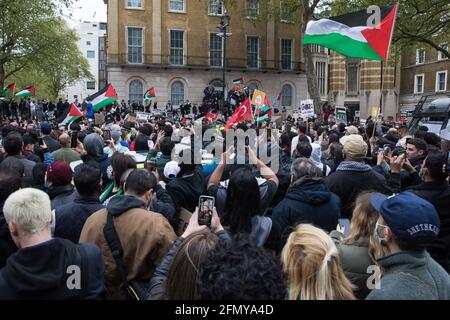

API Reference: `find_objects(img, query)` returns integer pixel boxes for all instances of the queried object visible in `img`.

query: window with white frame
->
[438,43,448,60]
[281,39,292,70]
[416,49,425,64]
[246,0,259,18]
[281,84,293,107]
[208,0,223,15]
[210,33,223,67]
[280,0,293,22]
[169,0,184,12]
[170,30,184,65]
[247,36,259,68]
[127,0,143,9]
[414,74,424,94]
[171,81,185,105]
[86,41,91,46]
[315,61,326,96]
[129,80,144,104]
[436,71,447,92]
[87,50,95,58]
[128,27,143,64]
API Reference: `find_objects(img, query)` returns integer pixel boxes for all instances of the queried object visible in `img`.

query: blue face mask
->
[375,222,388,243]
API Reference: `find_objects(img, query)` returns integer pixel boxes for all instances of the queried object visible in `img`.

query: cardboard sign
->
[371,106,380,119]
[300,99,315,118]
[335,106,347,124]
[252,90,266,107]
[355,111,360,118]
[94,112,105,126]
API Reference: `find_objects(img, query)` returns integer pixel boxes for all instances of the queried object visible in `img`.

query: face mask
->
[107,165,113,181]
[375,222,388,244]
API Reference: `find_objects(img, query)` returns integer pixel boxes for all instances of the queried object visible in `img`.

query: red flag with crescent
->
[225,98,253,130]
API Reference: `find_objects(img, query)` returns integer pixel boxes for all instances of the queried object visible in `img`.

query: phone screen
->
[198,196,214,227]
[103,130,111,141]
[71,131,78,148]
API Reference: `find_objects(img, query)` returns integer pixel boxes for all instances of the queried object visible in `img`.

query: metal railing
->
[107,54,305,73]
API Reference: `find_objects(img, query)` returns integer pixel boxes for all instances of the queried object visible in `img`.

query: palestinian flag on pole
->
[256,97,273,123]
[303,4,398,61]
[144,87,156,105]
[2,83,15,96]
[89,84,118,111]
[15,86,35,97]
[60,103,83,126]
[233,78,245,86]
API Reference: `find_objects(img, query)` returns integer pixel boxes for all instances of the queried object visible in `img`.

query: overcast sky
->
[65,0,107,25]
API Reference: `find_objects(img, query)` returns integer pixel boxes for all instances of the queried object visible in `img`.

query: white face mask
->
[107,165,113,181]
[375,221,388,244]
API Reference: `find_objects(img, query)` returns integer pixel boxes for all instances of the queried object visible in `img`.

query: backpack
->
[59,239,90,299]
[103,211,149,300]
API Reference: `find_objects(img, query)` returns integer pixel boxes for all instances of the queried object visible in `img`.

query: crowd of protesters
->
[0,93,449,300]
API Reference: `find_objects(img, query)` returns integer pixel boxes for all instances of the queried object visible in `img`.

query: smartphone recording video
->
[198,196,214,227]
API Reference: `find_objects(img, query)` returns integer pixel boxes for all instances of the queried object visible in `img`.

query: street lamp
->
[217,10,231,113]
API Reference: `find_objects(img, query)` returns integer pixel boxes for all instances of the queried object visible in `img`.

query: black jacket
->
[0,238,105,299]
[148,185,177,227]
[48,184,77,210]
[407,181,450,273]
[166,166,206,213]
[43,135,61,153]
[325,168,392,219]
[272,180,341,251]
[54,196,104,244]
[0,207,17,269]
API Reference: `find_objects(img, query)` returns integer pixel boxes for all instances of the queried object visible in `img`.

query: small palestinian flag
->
[15,86,35,97]
[60,103,83,126]
[256,97,273,123]
[144,87,156,105]
[233,78,245,86]
[89,84,118,111]
[2,83,15,96]
[303,4,398,61]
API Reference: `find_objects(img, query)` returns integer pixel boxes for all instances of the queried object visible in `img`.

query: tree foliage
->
[0,0,90,99]
[332,0,450,58]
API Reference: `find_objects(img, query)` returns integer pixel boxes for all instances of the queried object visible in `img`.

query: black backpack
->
[103,211,149,300]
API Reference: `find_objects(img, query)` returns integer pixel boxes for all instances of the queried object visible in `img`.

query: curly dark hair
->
[198,234,286,300]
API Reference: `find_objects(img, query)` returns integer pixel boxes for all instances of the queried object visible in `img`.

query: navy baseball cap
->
[40,122,52,134]
[370,192,440,244]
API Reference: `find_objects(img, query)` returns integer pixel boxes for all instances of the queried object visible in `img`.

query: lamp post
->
[217,10,231,113]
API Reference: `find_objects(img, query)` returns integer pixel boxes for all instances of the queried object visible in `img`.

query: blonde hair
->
[3,188,52,234]
[343,192,388,262]
[281,224,355,300]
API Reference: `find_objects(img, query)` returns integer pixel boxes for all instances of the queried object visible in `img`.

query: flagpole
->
[379,60,384,115]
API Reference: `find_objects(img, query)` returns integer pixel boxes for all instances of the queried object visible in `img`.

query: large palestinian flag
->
[2,83,15,96]
[60,103,83,126]
[303,4,398,61]
[15,86,35,97]
[89,84,118,111]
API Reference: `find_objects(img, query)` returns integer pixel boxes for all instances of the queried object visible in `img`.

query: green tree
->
[0,0,75,89]
[41,20,93,100]
[332,0,450,59]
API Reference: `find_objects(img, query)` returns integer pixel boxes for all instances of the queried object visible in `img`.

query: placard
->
[300,99,315,118]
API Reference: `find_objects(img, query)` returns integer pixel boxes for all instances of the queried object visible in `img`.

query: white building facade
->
[63,21,107,102]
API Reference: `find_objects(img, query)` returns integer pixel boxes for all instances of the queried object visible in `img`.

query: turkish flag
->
[225,98,253,130]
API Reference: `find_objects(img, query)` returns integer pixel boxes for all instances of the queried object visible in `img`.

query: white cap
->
[164,161,180,180]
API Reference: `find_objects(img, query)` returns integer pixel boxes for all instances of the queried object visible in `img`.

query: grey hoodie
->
[83,133,105,159]
[366,250,450,300]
